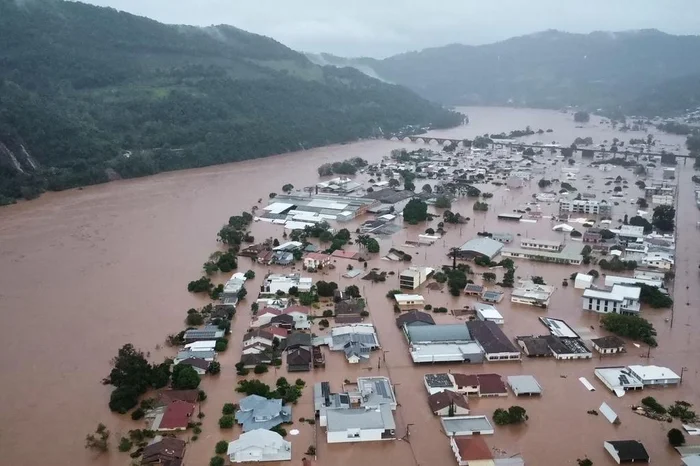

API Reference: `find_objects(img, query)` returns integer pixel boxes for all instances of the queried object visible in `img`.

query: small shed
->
[574,273,594,289]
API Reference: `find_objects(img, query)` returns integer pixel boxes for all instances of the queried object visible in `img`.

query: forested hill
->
[307,29,700,117]
[0,0,463,204]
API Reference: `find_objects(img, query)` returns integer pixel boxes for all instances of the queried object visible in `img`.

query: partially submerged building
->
[582,285,641,315]
[511,280,555,307]
[594,365,680,395]
[227,429,292,463]
[314,377,397,444]
[603,440,649,464]
[399,266,434,289]
[507,375,542,396]
[502,241,583,265]
[261,273,313,294]
[466,320,521,362]
[235,395,292,432]
[325,324,380,363]
[404,324,484,364]
[455,237,504,260]
[559,198,612,217]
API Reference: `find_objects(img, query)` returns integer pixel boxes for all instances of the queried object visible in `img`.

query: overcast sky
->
[82,0,700,58]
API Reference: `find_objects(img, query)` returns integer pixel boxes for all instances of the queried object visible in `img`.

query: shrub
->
[215,440,228,455]
[306,445,317,456]
[130,408,145,421]
[322,309,334,317]
[424,304,432,310]
[222,403,236,415]
[218,415,235,429]
[210,457,225,466]
[118,437,133,452]
[253,365,269,374]
[641,396,666,414]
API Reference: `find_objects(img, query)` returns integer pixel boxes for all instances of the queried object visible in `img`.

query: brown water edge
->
[0,107,697,466]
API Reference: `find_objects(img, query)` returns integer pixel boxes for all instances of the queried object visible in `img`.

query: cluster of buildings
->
[314,377,397,443]
[401,318,521,364]
[516,317,592,360]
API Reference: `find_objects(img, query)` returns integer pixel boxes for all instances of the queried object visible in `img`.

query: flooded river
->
[0,107,698,466]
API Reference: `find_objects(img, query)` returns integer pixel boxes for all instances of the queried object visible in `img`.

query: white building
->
[519,238,563,252]
[227,429,292,463]
[399,266,434,290]
[605,274,664,289]
[474,303,504,325]
[582,285,641,315]
[511,280,555,307]
[394,293,425,306]
[559,198,611,216]
[303,252,331,270]
[617,225,645,241]
[652,194,674,206]
[326,404,396,443]
[641,252,674,270]
[574,273,594,289]
[627,364,681,386]
[261,274,313,294]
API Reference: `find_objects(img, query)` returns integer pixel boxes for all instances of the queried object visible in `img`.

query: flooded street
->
[0,107,698,466]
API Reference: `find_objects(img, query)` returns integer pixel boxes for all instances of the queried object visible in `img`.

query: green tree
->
[222,403,236,415]
[172,365,201,390]
[434,195,452,208]
[403,199,428,223]
[421,184,433,194]
[404,180,415,191]
[344,285,361,298]
[215,440,229,455]
[574,111,590,123]
[207,361,221,375]
[118,437,133,452]
[315,281,338,297]
[210,457,225,466]
[601,313,657,347]
[388,178,400,188]
[218,415,235,429]
[652,205,675,232]
[366,238,380,253]
[244,270,255,279]
[483,272,496,282]
[282,183,294,193]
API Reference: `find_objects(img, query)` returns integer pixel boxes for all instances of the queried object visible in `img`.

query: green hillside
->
[308,30,700,117]
[0,0,462,203]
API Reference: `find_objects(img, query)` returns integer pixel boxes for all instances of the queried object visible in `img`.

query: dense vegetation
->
[601,313,657,347]
[0,0,462,203]
[310,29,700,116]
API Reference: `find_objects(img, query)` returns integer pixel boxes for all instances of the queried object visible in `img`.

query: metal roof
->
[405,324,471,344]
[459,237,504,259]
[326,404,395,432]
[507,375,542,396]
[441,416,494,436]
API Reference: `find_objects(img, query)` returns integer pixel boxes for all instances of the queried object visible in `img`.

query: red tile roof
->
[267,327,289,338]
[157,390,199,405]
[159,400,195,430]
[304,252,330,261]
[427,390,469,413]
[452,373,479,388]
[476,373,507,395]
[453,436,493,461]
[258,307,282,316]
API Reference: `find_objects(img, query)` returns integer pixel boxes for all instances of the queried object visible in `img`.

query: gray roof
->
[424,373,453,388]
[506,375,542,396]
[331,332,378,351]
[235,395,292,432]
[183,326,224,340]
[364,188,414,204]
[343,341,372,360]
[175,350,215,361]
[405,324,471,344]
[326,404,395,432]
[441,416,494,435]
[357,377,396,407]
[459,237,504,259]
[396,310,435,328]
[466,320,519,354]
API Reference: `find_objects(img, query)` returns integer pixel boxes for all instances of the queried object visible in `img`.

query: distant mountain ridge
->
[306,29,700,116]
[0,0,462,203]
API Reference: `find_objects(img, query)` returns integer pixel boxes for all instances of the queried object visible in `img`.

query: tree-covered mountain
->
[0,0,463,203]
[307,29,700,117]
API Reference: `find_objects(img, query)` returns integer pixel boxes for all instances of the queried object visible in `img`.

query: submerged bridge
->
[385,135,695,159]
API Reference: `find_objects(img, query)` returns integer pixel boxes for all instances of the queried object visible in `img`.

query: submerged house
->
[235,395,292,432]
[227,429,292,463]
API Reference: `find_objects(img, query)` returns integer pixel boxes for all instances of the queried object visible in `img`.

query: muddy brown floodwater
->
[0,107,698,466]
